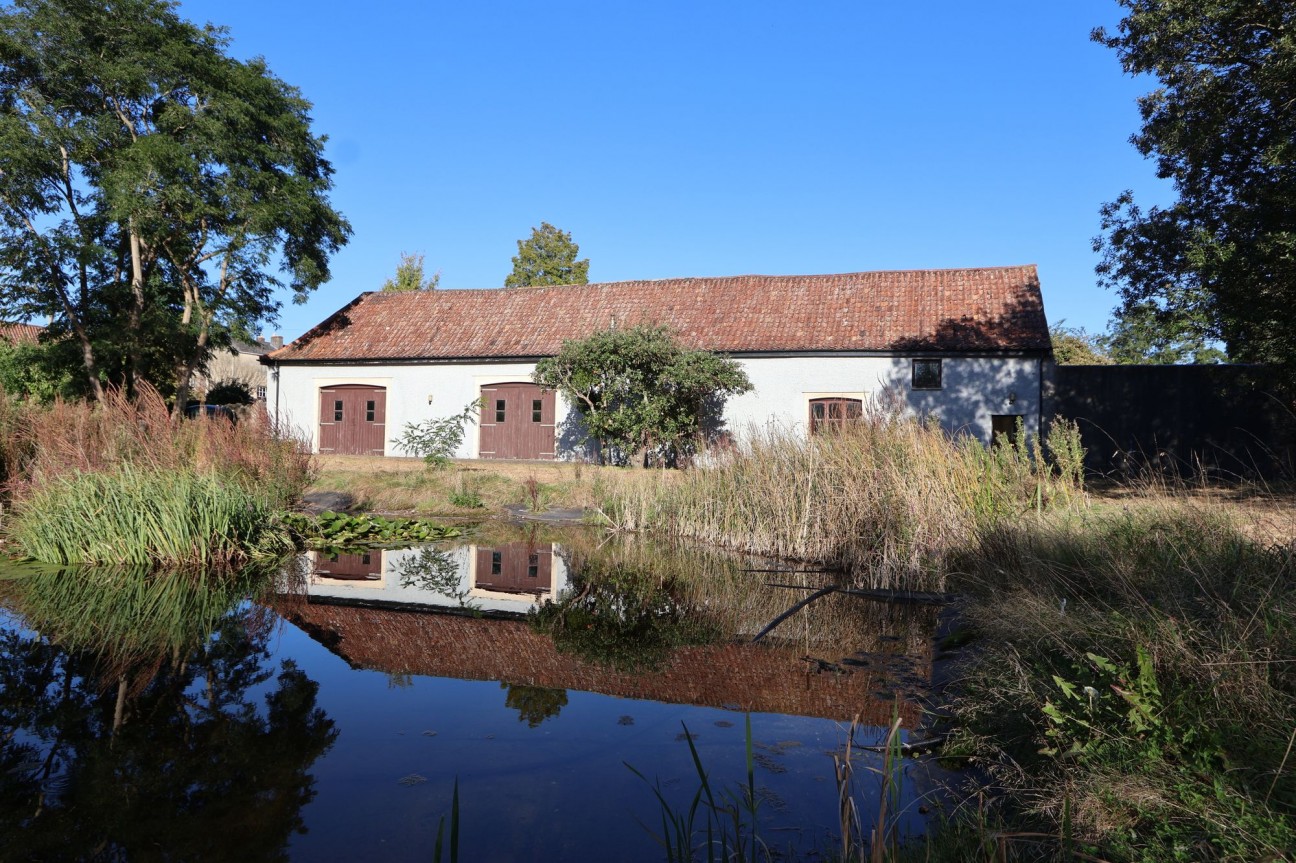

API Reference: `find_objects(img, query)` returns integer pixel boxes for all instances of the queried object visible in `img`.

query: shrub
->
[203,378,255,405]
[392,400,480,469]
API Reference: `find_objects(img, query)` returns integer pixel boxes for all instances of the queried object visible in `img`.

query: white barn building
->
[263,266,1052,459]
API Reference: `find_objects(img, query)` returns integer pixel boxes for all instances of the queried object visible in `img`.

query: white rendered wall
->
[267,355,1043,457]
[269,361,574,458]
[724,355,1044,445]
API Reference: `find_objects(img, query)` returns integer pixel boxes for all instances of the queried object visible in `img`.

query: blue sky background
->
[178,0,1170,342]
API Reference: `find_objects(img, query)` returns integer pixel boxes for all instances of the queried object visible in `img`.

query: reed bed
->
[0,384,312,566]
[0,383,313,509]
[6,466,292,566]
[597,414,1085,590]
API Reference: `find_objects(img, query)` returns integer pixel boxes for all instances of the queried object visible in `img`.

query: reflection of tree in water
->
[0,584,337,861]
[396,546,479,611]
[529,564,720,672]
[500,682,568,727]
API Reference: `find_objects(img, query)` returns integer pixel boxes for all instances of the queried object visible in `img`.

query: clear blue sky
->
[179,0,1169,342]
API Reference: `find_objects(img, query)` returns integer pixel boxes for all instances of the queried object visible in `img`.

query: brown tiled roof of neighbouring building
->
[267,265,1050,363]
[0,322,43,346]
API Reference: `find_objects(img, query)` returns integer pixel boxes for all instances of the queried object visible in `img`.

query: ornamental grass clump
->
[7,466,290,567]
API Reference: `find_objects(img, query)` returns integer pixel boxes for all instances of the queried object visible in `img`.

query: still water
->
[0,527,955,861]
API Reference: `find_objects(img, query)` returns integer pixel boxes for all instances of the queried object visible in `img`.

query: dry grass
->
[309,454,671,517]
[0,384,313,510]
[593,415,1086,590]
[935,496,1296,861]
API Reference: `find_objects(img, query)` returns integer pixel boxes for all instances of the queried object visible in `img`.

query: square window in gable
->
[912,359,942,390]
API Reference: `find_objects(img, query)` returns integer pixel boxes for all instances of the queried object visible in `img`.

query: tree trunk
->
[127,222,147,399]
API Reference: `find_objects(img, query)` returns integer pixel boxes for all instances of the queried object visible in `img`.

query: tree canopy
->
[532,325,751,466]
[0,0,350,407]
[504,222,589,287]
[1049,323,1113,365]
[1092,1,1294,372]
[381,251,439,292]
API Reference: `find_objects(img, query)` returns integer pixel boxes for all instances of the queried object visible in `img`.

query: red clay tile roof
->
[0,322,43,346]
[268,266,1049,362]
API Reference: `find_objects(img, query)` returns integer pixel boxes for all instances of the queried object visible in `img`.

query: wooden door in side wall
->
[478,383,555,459]
[319,385,387,455]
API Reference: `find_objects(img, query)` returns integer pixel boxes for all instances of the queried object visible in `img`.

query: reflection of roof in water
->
[288,601,929,727]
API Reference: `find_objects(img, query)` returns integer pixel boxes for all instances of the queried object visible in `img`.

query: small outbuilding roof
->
[267,265,1050,363]
[0,322,43,346]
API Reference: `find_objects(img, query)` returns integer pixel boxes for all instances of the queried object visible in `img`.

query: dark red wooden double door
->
[478,382,555,459]
[319,385,387,455]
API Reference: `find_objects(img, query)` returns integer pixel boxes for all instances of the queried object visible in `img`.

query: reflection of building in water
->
[313,550,383,584]
[287,602,932,728]
[303,543,565,615]
[475,542,552,594]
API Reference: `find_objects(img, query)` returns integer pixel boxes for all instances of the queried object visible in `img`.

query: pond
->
[0,525,958,861]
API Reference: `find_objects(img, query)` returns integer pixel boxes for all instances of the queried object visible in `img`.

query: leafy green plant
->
[392,400,481,469]
[282,510,461,551]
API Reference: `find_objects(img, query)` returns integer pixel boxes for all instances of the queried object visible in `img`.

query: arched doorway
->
[478,382,555,459]
[319,384,387,455]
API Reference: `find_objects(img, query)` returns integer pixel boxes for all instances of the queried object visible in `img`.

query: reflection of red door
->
[319,385,386,455]
[478,383,555,459]
[316,550,381,580]
[474,543,552,593]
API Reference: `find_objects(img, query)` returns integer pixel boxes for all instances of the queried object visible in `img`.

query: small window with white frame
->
[911,359,942,390]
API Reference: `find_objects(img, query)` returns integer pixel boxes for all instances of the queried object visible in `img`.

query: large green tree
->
[0,0,350,407]
[532,325,751,466]
[504,221,589,287]
[381,251,439,292]
[1092,1,1294,372]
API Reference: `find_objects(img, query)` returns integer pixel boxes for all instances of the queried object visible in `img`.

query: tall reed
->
[598,414,1084,590]
[0,383,312,509]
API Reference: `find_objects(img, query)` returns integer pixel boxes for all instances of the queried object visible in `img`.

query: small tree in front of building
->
[391,400,481,469]
[533,325,751,466]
